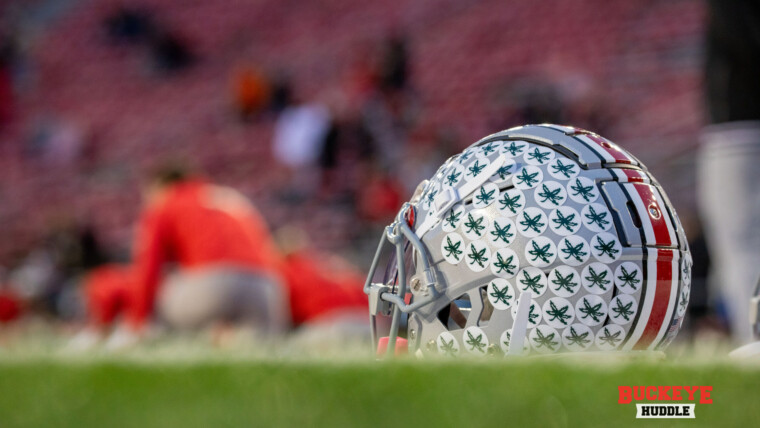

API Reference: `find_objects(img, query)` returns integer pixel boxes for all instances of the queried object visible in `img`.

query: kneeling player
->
[74,165,366,349]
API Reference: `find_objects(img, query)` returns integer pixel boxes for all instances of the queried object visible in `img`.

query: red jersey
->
[84,264,133,326]
[281,250,367,325]
[129,180,283,327]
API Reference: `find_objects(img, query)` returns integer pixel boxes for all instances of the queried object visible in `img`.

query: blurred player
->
[98,164,289,348]
[699,0,760,344]
[275,226,368,346]
[74,164,367,349]
[67,263,134,350]
[84,264,133,328]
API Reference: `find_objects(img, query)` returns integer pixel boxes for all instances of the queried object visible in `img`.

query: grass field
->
[0,350,758,428]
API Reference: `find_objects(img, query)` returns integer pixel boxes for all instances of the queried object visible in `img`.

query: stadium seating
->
[0,0,705,264]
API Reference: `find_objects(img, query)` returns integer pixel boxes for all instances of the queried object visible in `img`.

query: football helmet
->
[365,124,691,357]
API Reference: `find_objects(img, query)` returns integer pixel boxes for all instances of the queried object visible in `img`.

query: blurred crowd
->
[1,0,753,351]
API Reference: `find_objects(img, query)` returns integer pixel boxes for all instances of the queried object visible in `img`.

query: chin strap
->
[508,294,531,356]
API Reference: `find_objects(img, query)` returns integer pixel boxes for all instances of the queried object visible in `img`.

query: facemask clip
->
[369,284,393,317]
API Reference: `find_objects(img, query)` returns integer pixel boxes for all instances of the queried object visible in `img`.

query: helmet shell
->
[404,124,691,356]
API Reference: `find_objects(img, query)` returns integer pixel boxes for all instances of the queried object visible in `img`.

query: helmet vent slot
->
[437,294,470,330]
[626,200,643,229]
[462,183,516,206]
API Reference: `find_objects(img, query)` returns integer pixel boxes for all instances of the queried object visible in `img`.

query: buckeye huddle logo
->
[618,385,713,419]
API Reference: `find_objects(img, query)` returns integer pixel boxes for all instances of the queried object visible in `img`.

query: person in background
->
[272,97,331,198]
[267,73,293,114]
[83,264,134,329]
[72,163,370,350]
[103,5,154,45]
[67,263,134,350]
[274,226,367,346]
[678,216,727,343]
[109,164,289,348]
[0,37,14,134]
[699,0,760,344]
[147,29,194,74]
[377,33,409,94]
[357,163,404,225]
[231,65,270,121]
[0,268,22,325]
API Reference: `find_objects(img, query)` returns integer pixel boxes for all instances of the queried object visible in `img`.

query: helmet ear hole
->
[437,294,471,330]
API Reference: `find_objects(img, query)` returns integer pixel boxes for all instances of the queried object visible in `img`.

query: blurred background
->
[0,0,718,344]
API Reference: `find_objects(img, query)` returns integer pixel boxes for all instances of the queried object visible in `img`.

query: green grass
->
[0,355,758,428]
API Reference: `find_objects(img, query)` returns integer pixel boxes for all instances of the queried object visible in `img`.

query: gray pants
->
[699,121,760,343]
[158,266,289,335]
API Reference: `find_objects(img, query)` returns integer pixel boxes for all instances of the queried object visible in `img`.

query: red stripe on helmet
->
[632,183,674,247]
[586,134,636,165]
[634,249,674,349]
[623,169,647,183]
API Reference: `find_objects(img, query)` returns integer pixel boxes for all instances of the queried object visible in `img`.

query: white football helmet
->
[365,124,691,357]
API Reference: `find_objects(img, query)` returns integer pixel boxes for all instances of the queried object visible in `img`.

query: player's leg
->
[699,123,760,343]
[69,270,129,350]
[85,276,124,327]
[157,269,227,330]
[158,267,289,336]
[229,268,290,337]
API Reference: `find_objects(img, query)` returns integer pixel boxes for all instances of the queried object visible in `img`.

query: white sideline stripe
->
[650,252,680,349]
[622,248,659,351]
